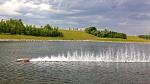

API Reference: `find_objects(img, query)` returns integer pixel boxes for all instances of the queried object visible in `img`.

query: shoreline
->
[0,39,150,44]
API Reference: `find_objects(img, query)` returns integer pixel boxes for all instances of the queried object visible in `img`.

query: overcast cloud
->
[0,0,150,35]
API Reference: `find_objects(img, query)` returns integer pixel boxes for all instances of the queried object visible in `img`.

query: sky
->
[0,0,150,35]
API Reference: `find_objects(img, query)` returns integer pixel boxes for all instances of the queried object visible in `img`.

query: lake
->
[0,41,150,84]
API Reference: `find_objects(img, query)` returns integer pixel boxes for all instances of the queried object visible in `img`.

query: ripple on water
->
[1,42,150,84]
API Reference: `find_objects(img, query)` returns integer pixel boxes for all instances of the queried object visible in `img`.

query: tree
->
[85,27,97,34]
[0,19,64,37]
[44,24,52,30]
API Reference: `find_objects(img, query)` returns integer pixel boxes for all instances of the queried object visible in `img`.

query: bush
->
[85,27,127,39]
[138,35,150,40]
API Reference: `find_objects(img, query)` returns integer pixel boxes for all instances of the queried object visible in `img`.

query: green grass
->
[0,30,99,40]
[126,36,150,42]
[0,30,150,42]
[96,36,150,42]
[60,30,99,40]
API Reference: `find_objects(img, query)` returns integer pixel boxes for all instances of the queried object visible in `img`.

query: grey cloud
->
[0,0,150,35]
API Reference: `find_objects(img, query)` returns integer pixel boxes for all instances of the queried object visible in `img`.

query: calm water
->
[0,41,150,84]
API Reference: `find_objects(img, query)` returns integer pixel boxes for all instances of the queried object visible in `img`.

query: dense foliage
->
[138,35,150,40]
[0,19,63,37]
[85,27,127,39]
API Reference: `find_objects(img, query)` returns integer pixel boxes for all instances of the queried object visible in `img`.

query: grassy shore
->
[0,30,150,43]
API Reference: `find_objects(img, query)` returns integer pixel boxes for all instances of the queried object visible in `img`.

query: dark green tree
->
[0,19,63,37]
[85,27,127,39]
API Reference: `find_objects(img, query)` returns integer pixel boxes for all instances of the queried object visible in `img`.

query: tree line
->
[0,19,63,37]
[138,35,150,40]
[85,27,127,39]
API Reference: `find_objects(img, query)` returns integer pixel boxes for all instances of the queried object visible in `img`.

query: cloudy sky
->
[0,0,150,35]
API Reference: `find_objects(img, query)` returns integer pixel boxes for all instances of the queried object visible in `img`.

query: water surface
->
[0,41,150,84]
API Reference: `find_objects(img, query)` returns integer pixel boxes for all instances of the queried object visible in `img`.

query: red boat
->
[16,58,30,62]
